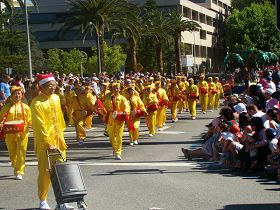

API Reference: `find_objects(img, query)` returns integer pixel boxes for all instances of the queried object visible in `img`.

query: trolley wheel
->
[77,200,87,210]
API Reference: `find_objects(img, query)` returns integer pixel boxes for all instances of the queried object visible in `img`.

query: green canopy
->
[224,53,244,69]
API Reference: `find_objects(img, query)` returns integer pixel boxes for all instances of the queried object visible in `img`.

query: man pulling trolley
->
[31,74,87,210]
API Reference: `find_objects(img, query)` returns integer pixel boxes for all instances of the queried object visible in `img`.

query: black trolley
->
[46,150,88,210]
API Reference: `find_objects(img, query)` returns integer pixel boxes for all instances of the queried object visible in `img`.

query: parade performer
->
[186,78,199,119]
[99,82,111,136]
[64,85,75,126]
[182,76,189,112]
[167,78,180,122]
[177,76,186,114]
[214,77,223,110]
[154,81,169,131]
[0,86,31,180]
[143,85,159,136]
[207,77,217,112]
[198,75,209,114]
[72,85,96,145]
[104,82,130,160]
[127,87,146,146]
[84,84,96,129]
[31,74,76,210]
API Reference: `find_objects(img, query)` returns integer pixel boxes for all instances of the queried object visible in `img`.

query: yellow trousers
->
[185,100,189,111]
[129,128,139,142]
[170,101,179,120]
[157,106,166,128]
[214,94,221,109]
[75,120,86,141]
[66,108,74,125]
[37,149,66,201]
[5,133,28,175]
[199,94,208,112]
[85,115,93,129]
[146,111,157,134]
[208,94,215,110]
[108,123,125,155]
[188,99,197,117]
[178,99,185,112]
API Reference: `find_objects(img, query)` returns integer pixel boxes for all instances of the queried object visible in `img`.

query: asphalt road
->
[0,110,279,210]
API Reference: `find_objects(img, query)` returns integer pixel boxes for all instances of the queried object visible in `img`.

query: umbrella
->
[266,52,279,64]
[224,53,244,69]
[254,50,270,64]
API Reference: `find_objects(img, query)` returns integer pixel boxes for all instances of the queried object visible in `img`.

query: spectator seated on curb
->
[181,117,222,161]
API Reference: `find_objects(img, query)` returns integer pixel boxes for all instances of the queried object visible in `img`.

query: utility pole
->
[25,0,32,79]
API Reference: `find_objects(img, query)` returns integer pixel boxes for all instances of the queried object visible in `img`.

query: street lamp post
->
[80,51,87,78]
[25,0,32,79]
[96,34,102,74]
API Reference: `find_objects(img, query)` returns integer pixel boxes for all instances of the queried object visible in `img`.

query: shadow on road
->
[221,203,280,210]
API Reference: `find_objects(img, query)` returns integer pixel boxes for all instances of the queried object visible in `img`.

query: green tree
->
[231,0,274,10]
[225,1,280,56]
[61,0,134,74]
[45,48,87,74]
[0,0,39,14]
[87,43,126,74]
[168,11,200,73]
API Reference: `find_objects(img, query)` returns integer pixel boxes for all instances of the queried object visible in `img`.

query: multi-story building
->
[17,0,231,71]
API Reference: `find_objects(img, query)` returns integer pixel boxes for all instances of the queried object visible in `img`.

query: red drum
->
[189,94,197,99]
[211,89,218,94]
[147,104,158,112]
[112,111,129,122]
[4,120,25,134]
[132,109,144,118]
[200,87,208,94]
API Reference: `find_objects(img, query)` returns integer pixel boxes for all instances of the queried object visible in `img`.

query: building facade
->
[18,0,231,71]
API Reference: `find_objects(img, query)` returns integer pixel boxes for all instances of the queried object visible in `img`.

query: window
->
[212,0,217,4]
[206,16,212,26]
[192,10,198,21]
[183,7,191,19]
[200,30,206,40]
[218,1,223,7]
[200,46,207,58]
[199,13,206,23]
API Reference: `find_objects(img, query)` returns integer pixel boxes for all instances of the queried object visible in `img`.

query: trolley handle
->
[46,149,66,171]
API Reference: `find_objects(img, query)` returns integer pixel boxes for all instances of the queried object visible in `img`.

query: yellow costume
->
[177,79,186,113]
[143,89,159,135]
[198,76,208,113]
[84,88,96,129]
[0,100,31,176]
[214,77,223,109]
[64,87,75,125]
[167,80,180,121]
[127,94,146,144]
[207,77,217,112]
[72,92,96,142]
[186,78,199,119]
[31,93,67,201]
[155,83,169,129]
[104,87,130,157]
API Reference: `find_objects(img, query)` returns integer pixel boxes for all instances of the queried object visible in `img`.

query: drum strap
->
[1,102,25,124]
[111,96,116,110]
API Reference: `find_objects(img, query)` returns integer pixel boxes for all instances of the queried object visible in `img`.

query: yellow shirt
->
[198,81,208,94]
[215,82,223,94]
[187,84,199,99]
[104,94,130,126]
[31,93,67,154]
[155,88,169,106]
[208,82,217,94]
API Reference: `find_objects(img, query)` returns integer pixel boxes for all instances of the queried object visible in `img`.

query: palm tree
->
[168,11,200,73]
[62,0,134,73]
[111,5,142,72]
[143,10,172,73]
[0,0,39,13]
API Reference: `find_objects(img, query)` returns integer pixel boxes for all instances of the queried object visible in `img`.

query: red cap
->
[37,74,55,86]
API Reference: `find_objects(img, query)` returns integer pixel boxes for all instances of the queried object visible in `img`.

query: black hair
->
[266,109,278,122]
[249,117,264,131]
[265,128,276,141]
[220,107,234,121]
[238,112,251,128]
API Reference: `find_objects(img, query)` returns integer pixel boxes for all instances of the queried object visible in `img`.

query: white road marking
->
[0,161,199,167]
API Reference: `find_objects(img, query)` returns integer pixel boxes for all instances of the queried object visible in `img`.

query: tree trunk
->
[129,38,137,72]
[156,40,163,74]
[174,35,182,74]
